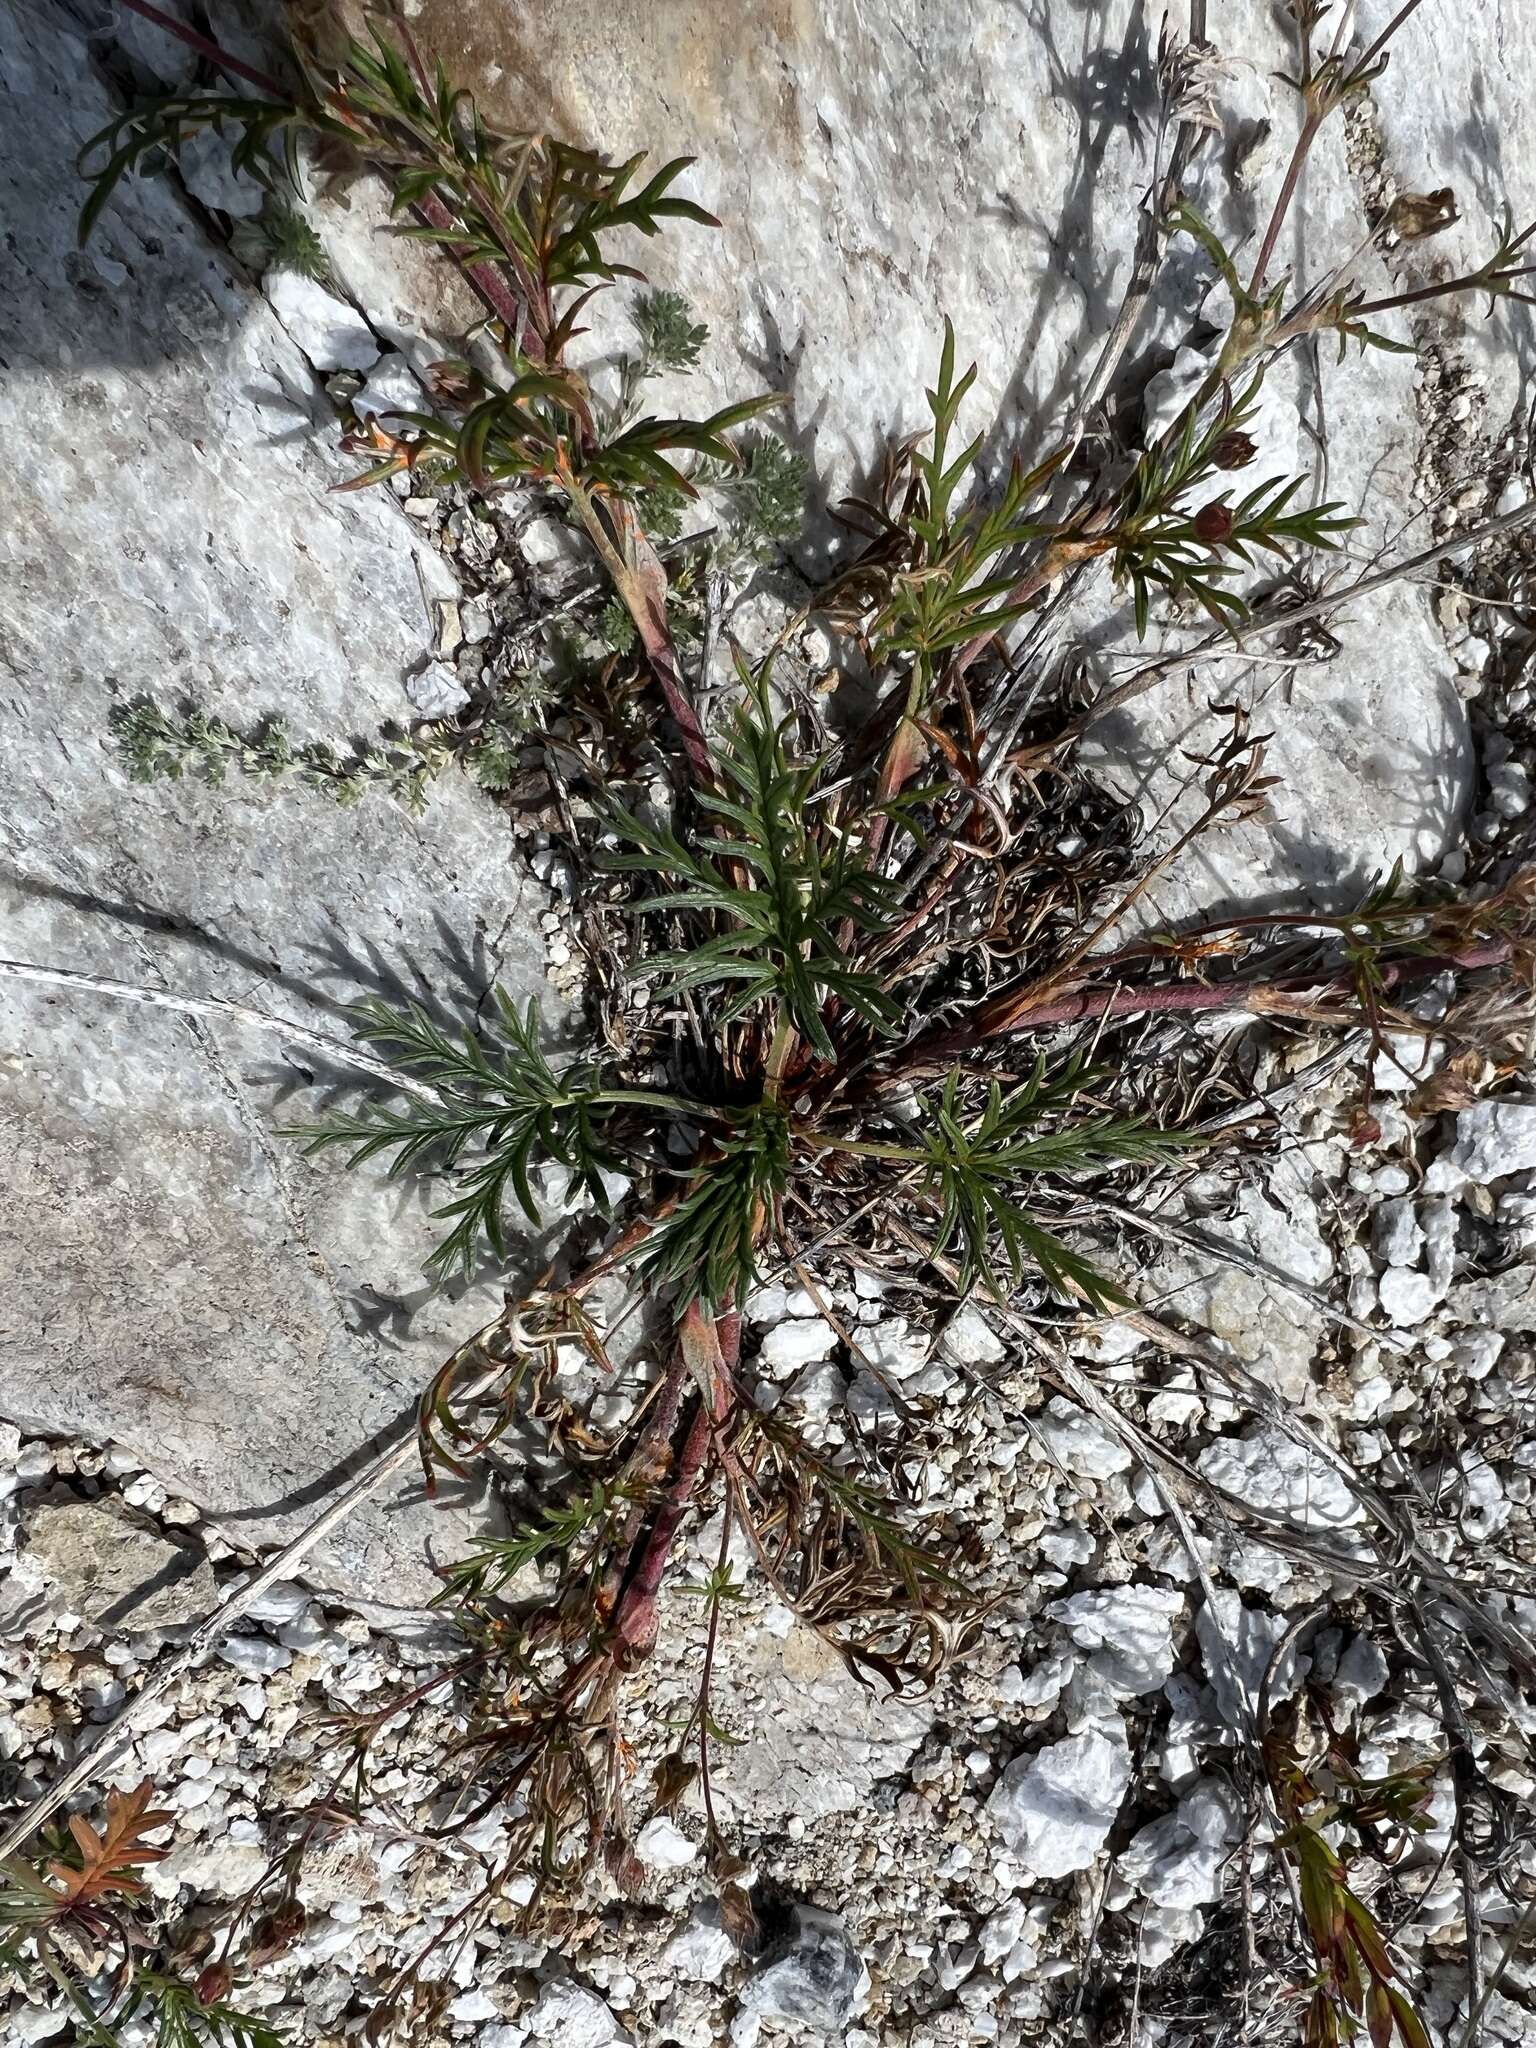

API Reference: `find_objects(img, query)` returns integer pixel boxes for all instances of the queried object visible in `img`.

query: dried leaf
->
[47,1782,173,1905]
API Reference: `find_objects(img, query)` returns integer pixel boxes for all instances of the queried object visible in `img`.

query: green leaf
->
[289,991,630,1278]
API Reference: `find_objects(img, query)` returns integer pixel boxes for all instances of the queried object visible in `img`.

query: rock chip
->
[634,1815,698,1869]
[1377,1265,1439,1327]
[758,1317,839,1371]
[24,1500,214,1631]
[1046,1584,1184,1695]
[1196,1428,1364,1529]
[1036,1398,1133,1481]
[263,270,380,372]
[1372,1198,1423,1268]
[524,1979,627,2048]
[352,350,425,420]
[741,1907,867,2033]
[987,1722,1131,1877]
[662,1903,739,1984]
[1436,1100,1536,1187]
[1117,1777,1241,1908]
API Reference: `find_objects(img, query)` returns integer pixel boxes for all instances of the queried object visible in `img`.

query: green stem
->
[763,1013,797,1102]
[802,1132,922,1164]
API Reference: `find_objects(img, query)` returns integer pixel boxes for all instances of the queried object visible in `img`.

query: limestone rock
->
[323,0,1473,914]
[987,1723,1132,1878]
[24,1498,215,1631]
[662,1903,739,1985]
[741,1908,867,2034]
[1437,1101,1536,1188]
[262,270,381,373]
[1196,1428,1364,1530]
[1046,1584,1185,1696]
[0,4,551,1609]
[1117,1777,1242,1910]
[524,1979,627,2048]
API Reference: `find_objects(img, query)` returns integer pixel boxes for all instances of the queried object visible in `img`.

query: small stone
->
[786,1358,845,1421]
[1046,1585,1184,1695]
[144,1837,270,1901]
[1196,1429,1363,1527]
[216,1634,292,1678]
[405,661,469,718]
[239,1580,313,1626]
[860,1318,933,1382]
[634,1816,698,1870]
[1371,1198,1423,1268]
[1117,1777,1241,1908]
[1147,1386,1204,1430]
[1333,1632,1390,1705]
[662,1903,739,1984]
[352,351,424,422]
[759,1317,838,1371]
[24,1500,214,1632]
[986,1723,1131,1877]
[1037,1398,1133,1480]
[524,1978,626,2048]
[262,270,380,373]
[448,1989,502,2024]
[1377,1265,1438,1327]
[1439,1101,1536,1187]
[6,2001,70,2043]
[741,1907,867,2033]
[939,1305,1005,1367]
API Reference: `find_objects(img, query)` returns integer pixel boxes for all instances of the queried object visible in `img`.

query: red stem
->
[117,0,285,93]
[903,940,1513,1069]
[612,1307,739,1659]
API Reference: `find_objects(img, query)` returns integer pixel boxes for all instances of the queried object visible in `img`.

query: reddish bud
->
[1212,430,1258,471]
[246,1903,307,1966]
[195,1963,234,2008]
[1193,500,1235,545]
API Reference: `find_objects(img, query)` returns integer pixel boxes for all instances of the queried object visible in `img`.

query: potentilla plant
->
[5,2,1536,2042]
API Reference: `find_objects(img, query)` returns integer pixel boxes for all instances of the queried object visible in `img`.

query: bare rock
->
[0,4,551,1610]
[24,1499,215,1631]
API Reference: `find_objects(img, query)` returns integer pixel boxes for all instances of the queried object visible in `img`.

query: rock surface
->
[0,3,548,1607]
[20,1497,215,1631]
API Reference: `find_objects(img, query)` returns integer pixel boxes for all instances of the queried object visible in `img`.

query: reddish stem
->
[902,939,1513,1070]
[611,1306,739,1659]
[117,0,285,93]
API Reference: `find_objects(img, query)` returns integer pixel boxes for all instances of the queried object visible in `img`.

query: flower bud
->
[195,1963,234,2008]
[1385,187,1458,241]
[1193,500,1234,545]
[1211,430,1257,471]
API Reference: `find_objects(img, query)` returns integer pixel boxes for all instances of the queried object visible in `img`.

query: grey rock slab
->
[22,1498,217,1632]
[1364,0,1536,426]
[0,5,550,1610]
